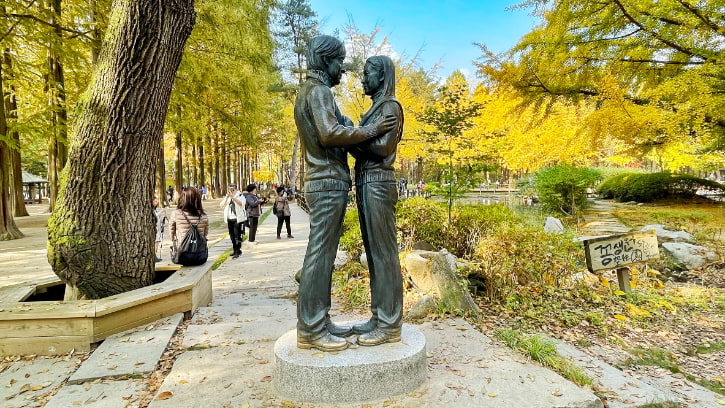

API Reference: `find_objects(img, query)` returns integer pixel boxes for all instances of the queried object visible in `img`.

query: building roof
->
[22,171,48,184]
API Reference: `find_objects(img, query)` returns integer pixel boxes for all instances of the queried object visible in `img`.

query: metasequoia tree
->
[47,0,196,299]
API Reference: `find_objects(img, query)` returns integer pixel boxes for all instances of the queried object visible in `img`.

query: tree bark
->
[3,49,28,217]
[191,140,198,186]
[0,60,22,240]
[45,0,69,212]
[198,133,205,187]
[213,130,220,196]
[47,0,196,299]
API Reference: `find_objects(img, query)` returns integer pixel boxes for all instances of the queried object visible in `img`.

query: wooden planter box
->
[0,246,221,357]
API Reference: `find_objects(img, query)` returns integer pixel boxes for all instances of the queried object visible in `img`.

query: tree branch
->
[675,0,723,33]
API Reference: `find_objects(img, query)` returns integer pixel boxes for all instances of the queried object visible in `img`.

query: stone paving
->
[579,199,631,238]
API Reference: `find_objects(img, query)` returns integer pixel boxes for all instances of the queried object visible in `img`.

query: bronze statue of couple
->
[294,35,404,352]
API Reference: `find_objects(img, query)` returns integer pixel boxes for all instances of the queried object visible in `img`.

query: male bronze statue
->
[294,35,396,352]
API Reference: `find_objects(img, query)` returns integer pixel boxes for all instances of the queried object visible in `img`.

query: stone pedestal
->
[273,324,427,403]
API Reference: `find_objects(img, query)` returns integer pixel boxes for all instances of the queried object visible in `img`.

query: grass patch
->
[695,341,725,354]
[624,347,725,395]
[612,203,725,243]
[494,328,593,386]
[332,262,370,310]
[211,249,233,271]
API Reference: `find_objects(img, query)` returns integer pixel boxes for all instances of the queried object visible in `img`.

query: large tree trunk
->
[198,134,205,188]
[47,0,195,299]
[0,60,22,240]
[3,49,28,217]
[45,0,69,212]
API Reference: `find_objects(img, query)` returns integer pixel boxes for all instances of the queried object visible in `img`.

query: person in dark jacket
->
[275,186,294,239]
[293,35,396,352]
[243,184,267,244]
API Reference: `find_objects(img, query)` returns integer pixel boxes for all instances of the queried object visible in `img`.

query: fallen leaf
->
[614,290,626,296]
[716,399,725,406]
[613,314,628,321]
[488,393,497,397]
[261,376,272,382]
[258,360,269,364]
[155,391,173,400]
[552,391,563,397]
[146,325,154,331]
[178,380,188,384]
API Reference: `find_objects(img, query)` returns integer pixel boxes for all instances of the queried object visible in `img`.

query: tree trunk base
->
[63,284,88,301]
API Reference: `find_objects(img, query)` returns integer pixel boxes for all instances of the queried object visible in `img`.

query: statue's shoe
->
[352,318,377,335]
[325,319,353,337]
[357,328,401,346]
[297,332,349,352]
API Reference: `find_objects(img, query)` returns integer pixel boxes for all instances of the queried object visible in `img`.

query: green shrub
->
[395,197,447,250]
[340,208,363,260]
[471,223,582,301]
[446,204,519,258]
[597,172,725,202]
[533,165,601,215]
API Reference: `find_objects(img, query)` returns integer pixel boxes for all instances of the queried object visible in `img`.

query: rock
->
[412,241,435,251]
[334,250,348,268]
[543,216,565,234]
[359,252,368,269]
[406,294,437,320]
[641,224,694,243]
[662,242,718,270]
[404,250,479,316]
[403,250,439,293]
[294,267,301,283]
[625,201,638,205]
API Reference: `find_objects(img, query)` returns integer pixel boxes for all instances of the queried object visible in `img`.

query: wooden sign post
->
[583,230,659,293]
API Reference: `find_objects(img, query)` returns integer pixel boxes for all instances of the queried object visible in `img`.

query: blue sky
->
[307,0,539,79]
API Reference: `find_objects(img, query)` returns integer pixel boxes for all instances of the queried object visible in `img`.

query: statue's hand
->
[373,115,396,136]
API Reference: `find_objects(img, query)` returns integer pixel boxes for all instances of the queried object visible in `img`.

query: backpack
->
[172,212,208,266]
[275,197,286,217]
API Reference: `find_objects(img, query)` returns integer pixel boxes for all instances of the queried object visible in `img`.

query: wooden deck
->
[0,240,224,357]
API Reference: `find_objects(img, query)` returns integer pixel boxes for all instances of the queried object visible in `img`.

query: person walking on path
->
[293,34,396,352]
[170,187,209,257]
[153,197,167,263]
[349,55,404,346]
[201,185,208,201]
[274,186,294,240]
[220,184,247,259]
[243,184,266,245]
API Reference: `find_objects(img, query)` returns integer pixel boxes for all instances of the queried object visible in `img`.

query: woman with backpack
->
[170,187,209,265]
[274,186,294,240]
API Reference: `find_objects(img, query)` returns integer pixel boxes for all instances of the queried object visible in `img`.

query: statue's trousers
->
[356,181,403,331]
[297,190,348,339]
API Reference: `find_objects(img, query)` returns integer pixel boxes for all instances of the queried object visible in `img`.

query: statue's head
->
[363,55,395,98]
[306,35,346,86]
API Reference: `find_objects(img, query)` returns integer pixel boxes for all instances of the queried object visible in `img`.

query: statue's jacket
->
[294,70,377,193]
[351,96,404,186]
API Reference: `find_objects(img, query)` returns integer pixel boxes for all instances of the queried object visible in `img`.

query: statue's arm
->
[355,102,402,158]
[309,86,377,147]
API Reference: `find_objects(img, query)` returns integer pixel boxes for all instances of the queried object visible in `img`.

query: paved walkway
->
[0,200,229,290]
[580,199,631,237]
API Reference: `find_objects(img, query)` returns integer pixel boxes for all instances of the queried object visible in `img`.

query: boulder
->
[334,250,349,268]
[406,295,437,320]
[403,250,438,293]
[412,241,435,251]
[360,252,368,269]
[543,216,564,234]
[662,242,718,270]
[403,250,479,316]
[641,224,694,243]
